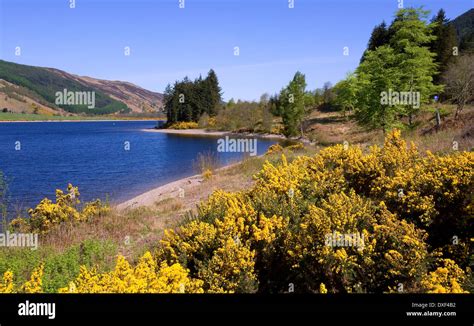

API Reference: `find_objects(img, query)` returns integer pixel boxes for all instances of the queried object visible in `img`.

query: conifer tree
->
[279,71,307,137]
[360,21,391,62]
[430,9,458,83]
[204,69,222,117]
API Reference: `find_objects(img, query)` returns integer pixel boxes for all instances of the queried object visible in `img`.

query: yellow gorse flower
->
[3,130,470,294]
[10,184,109,234]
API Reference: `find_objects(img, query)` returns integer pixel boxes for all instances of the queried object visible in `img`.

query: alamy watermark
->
[55,88,96,109]
[18,300,55,320]
[325,231,365,249]
[380,89,420,109]
[0,231,38,250]
[217,136,257,156]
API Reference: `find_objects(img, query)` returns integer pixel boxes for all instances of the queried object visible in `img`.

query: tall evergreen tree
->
[164,83,177,123]
[203,69,222,116]
[360,21,391,62]
[163,70,223,125]
[279,71,307,137]
[430,9,458,83]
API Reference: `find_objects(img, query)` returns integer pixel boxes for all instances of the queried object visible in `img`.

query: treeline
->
[332,8,473,131]
[269,8,472,136]
[164,8,472,138]
[209,80,335,136]
[163,70,222,125]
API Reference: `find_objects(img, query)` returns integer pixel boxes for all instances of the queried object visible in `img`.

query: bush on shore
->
[1,130,472,293]
[9,184,109,234]
[166,121,199,130]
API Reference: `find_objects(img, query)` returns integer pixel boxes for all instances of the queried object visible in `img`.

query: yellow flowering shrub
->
[367,131,473,268]
[207,117,217,128]
[60,252,203,293]
[373,203,429,292]
[283,192,429,293]
[0,271,14,293]
[8,130,469,294]
[81,199,110,221]
[286,142,305,151]
[158,191,276,292]
[270,124,284,135]
[421,259,468,293]
[0,266,46,294]
[21,264,44,293]
[320,283,328,294]
[151,130,471,293]
[198,238,258,293]
[159,220,219,265]
[167,121,199,129]
[10,184,109,234]
[265,143,283,155]
[202,169,213,180]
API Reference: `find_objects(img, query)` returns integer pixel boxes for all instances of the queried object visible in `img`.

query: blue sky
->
[0,0,471,101]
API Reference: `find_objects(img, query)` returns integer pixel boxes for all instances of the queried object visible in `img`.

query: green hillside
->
[451,8,474,51]
[0,60,130,114]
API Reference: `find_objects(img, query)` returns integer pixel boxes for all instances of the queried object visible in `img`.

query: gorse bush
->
[1,131,471,293]
[166,121,199,129]
[154,129,472,293]
[9,184,109,234]
[0,239,117,293]
[59,252,204,293]
[0,264,44,293]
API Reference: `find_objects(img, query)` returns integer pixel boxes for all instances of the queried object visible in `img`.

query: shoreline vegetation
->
[144,127,287,140]
[2,129,472,293]
[0,7,472,294]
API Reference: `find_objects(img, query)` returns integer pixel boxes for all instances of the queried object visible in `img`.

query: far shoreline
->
[0,119,164,123]
[143,128,287,140]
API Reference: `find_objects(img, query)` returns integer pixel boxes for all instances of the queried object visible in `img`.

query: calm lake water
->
[0,121,276,216]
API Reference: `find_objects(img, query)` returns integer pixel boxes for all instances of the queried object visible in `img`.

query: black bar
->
[0,294,472,324]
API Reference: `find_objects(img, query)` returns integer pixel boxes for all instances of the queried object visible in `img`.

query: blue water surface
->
[0,121,275,215]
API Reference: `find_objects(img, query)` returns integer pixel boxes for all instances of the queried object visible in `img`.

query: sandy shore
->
[116,161,242,211]
[143,128,286,139]
[116,174,205,210]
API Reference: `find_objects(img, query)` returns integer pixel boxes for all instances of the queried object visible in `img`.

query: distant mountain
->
[450,8,474,52]
[0,60,163,115]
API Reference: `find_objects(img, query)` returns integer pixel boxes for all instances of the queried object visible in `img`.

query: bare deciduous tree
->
[442,54,474,119]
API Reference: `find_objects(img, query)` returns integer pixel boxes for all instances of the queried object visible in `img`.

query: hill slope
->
[0,60,163,115]
[450,8,474,51]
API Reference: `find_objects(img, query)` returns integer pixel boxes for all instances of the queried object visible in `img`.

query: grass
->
[0,105,471,290]
[0,239,117,292]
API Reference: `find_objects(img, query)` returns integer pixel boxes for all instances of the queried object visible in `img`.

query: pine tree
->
[430,9,458,84]
[279,71,307,137]
[164,83,176,123]
[360,21,391,62]
[204,69,222,117]
[163,70,223,125]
